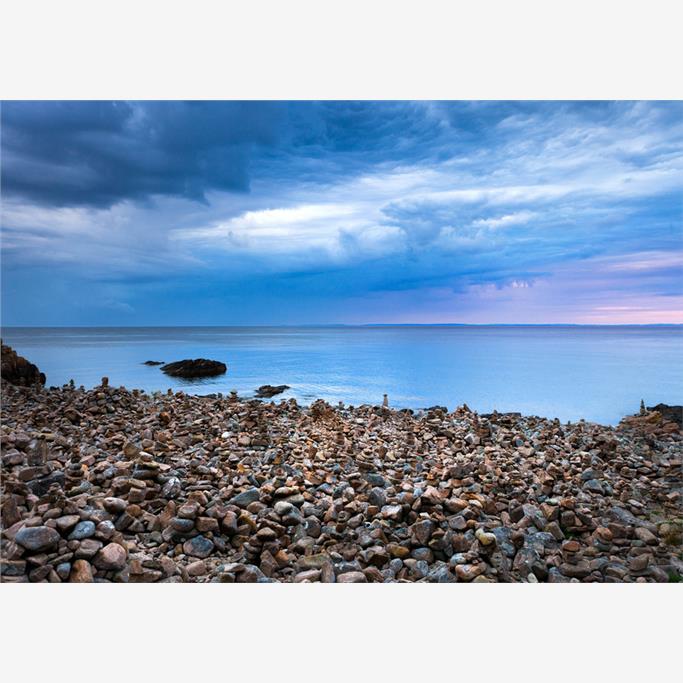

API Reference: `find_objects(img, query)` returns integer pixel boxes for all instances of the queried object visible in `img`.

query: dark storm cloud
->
[1,101,682,324]
[1,100,285,207]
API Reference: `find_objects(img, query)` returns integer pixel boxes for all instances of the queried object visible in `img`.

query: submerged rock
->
[160,359,227,378]
[143,360,164,366]
[255,384,290,398]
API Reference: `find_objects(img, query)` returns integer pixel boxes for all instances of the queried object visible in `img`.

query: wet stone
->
[68,520,96,540]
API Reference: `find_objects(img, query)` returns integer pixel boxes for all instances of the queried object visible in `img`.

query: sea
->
[1,325,681,425]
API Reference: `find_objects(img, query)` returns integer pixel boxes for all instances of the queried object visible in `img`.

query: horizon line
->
[2,322,682,329]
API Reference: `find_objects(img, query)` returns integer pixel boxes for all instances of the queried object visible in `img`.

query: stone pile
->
[1,381,681,583]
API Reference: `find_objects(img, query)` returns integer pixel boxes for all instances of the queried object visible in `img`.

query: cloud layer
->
[1,101,682,324]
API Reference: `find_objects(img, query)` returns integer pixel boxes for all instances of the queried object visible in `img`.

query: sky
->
[1,100,682,326]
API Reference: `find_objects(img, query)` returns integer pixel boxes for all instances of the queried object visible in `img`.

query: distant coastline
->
[2,322,682,329]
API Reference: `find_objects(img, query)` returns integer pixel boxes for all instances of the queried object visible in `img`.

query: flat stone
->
[229,487,260,507]
[294,569,321,583]
[336,571,367,583]
[1,560,27,576]
[455,563,486,582]
[560,561,591,579]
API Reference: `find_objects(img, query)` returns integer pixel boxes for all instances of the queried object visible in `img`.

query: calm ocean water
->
[1,325,681,425]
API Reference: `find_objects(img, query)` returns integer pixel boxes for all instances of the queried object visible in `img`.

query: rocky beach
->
[1,352,681,584]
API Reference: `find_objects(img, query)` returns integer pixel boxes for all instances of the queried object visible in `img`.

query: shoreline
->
[1,381,681,583]
[3,380,667,430]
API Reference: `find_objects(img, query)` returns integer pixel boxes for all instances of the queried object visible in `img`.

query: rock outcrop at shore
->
[1,343,46,387]
[647,404,682,429]
[160,359,227,378]
[1,383,681,583]
[255,384,290,398]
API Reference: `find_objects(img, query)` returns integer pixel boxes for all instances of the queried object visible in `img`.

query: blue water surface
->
[1,325,681,425]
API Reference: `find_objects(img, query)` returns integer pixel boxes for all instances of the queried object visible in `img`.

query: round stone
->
[68,520,96,540]
[183,535,215,559]
[15,526,61,553]
[94,543,128,571]
[274,501,294,516]
[171,517,195,533]
[103,497,127,514]
[186,560,207,576]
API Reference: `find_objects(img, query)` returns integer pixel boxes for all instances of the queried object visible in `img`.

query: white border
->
[1,0,682,99]
[2,1,682,680]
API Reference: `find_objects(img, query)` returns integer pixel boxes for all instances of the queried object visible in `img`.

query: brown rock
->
[337,571,367,583]
[69,559,94,582]
[94,543,128,571]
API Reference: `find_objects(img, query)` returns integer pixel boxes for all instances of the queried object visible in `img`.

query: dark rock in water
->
[647,404,682,428]
[255,384,290,398]
[161,359,227,378]
[143,360,164,366]
[1,342,46,386]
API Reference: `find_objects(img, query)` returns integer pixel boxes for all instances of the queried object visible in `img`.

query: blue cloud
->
[1,101,682,325]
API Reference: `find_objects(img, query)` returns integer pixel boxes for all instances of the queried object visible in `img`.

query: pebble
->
[634,527,658,545]
[94,543,127,571]
[475,528,497,546]
[336,571,367,583]
[68,520,96,540]
[183,535,215,559]
[69,559,94,582]
[187,560,207,577]
[1,382,680,584]
[229,488,260,508]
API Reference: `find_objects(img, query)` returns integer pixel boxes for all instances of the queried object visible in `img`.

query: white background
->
[1,1,681,681]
